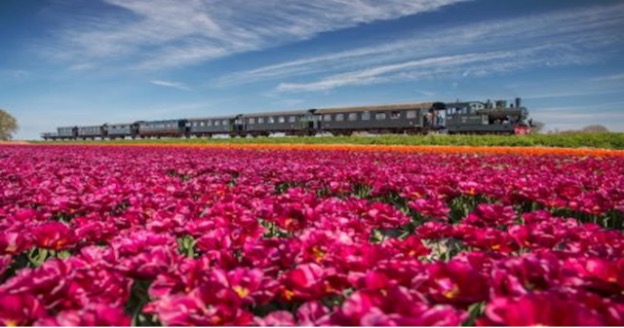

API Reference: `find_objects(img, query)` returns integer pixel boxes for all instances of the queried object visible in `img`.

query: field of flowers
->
[1,144,623,326]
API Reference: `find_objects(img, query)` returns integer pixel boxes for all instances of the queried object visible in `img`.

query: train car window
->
[375,112,387,120]
[323,114,332,122]
[258,118,264,124]
[223,120,229,126]
[362,112,371,120]
[207,120,212,126]
[391,111,401,119]
[268,117,275,124]
[406,110,417,119]
[289,116,296,123]
[215,121,220,126]
[278,116,285,123]
[348,113,358,121]
[199,122,204,127]
[249,118,255,124]
[336,114,344,121]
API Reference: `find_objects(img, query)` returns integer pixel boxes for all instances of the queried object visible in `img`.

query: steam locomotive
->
[41,98,532,140]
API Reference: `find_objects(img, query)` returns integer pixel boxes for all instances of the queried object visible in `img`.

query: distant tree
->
[530,120,545,134]
[0,109,18,140]
[581,124,609,133]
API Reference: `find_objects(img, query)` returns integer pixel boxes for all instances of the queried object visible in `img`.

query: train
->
[40,98,532,140]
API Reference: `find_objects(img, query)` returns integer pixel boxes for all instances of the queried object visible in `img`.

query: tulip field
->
[1,144,623,326]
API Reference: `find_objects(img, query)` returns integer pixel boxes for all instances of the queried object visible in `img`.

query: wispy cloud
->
[216,3,624,90]
[590,73,624,82]
[68,63,96,71]
[0,69,30,80]
[46,0,468,70]
[149,79,191,91]
[276,45,590,92]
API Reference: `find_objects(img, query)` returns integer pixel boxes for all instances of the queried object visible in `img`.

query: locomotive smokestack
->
[515,97,521,108]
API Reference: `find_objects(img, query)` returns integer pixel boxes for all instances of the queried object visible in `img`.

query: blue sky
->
[1,0,623,139]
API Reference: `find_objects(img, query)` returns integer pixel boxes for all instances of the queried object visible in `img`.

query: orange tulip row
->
[24,142,624,157]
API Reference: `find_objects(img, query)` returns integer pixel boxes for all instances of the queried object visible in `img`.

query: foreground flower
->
[35,304,131,326]
[0,292,45,326]
[144,286,254,326]
[31,222,77,250]
[478,293,605,326]
[414,261,489,306]
[327,287,466,326]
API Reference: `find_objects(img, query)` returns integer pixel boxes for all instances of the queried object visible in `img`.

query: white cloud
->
[275,45,589,92]
[48,0,468,70]
[590,73,624,82]
[216,3,624,89]
[68,63,96,71]
[149,79,191,91]
[0,69,30,80]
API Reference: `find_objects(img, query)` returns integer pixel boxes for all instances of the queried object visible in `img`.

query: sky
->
[1,0,623,139]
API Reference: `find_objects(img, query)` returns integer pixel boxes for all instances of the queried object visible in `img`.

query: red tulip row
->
[0,145,622,326]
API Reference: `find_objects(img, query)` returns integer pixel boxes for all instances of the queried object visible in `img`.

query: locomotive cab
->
[444,98,531,134]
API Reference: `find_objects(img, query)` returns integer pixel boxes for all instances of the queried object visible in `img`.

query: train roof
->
[105,122,135,126]
[315,102,432,114]
[444,101,480,107]
[187,115,237,121]
[139,119,185,123]
[241,110,311,117]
